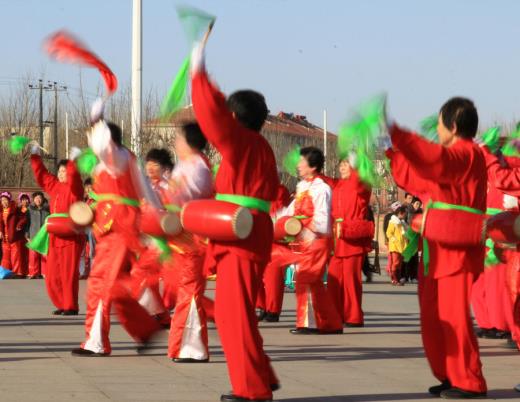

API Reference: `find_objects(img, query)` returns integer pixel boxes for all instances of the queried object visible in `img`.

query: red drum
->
[181,200,253,241]
[274,216,302,241]
[69,201,94,227]
[337,219,375,240]
[47,216,81,237]
[485,211,520,244]
[140,207,182,237]
[412,208,485,247]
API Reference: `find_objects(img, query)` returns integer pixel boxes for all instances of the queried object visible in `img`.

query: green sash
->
[215,193,271,214]
[26,213,69,256]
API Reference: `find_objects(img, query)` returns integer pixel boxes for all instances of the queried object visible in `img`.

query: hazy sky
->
[1,0,520,132]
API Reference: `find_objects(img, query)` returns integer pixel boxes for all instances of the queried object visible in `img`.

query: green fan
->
[77,148,98,175]
[7,135,31,154]
[480,126,501,154]
[419,114,439,143]
[283,145,301,177]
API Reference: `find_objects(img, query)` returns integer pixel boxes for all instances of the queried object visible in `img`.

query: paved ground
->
[0,272,519,402]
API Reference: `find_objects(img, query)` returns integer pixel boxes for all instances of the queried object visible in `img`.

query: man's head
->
[84,178,93,198]
[1,192,11,208]
[298,146,324,179]
[57,160,68,183]
[145,148,172,181]
[175,122,207,159]
[32,191,44,207]
[226,90,268,132]
[404,192,414,205]
[107,122,123,147]
[395,205,407,220]
[338,159,352,179]
[437,97,478,146]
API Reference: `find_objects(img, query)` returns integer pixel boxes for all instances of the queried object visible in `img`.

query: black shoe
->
[429,380,451,396]
[515,383,520,392]
[256,309,267,321]
[172,357,209,363]
[220,393,272,402]
[71,348,108,357]
[475,328,492,338]
[289,327,320,335]
[344,322,364,328]
[264,312,280,322]
[270,383,281,392]
[52,309,64,315]
[440,387,486,399]
[495,330,511,339]
[62,310,79,316]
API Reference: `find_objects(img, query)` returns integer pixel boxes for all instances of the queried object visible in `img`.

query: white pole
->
[323,109,327,175]
[131,0,142,156]
[65,112,69,159]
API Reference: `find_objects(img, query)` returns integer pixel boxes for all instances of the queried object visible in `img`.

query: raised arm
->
[191,70,244,163]
[386,149,431,199]
[30,155,58,194]
[390,124,471,184]
[484,148,520,197]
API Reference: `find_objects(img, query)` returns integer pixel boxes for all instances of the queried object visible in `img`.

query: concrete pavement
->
[0,274,519,401]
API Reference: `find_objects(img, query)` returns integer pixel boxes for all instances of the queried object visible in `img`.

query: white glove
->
[378,134,392,151]
[69,146,81,161]
[90,98,105,125]
[348,151,358,169]
[30,141,40,155]
[503,194,519,210]
[190,41,206,75]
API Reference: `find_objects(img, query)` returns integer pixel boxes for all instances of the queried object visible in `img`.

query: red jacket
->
[0,201,28,243]
[30,155,84,247]
[192,70,279,263]
[331,171,373,257]
[386,125,487,278]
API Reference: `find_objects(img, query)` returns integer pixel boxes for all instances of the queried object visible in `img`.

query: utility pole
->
[29,79,52,146]
[131,0,142,156]
[45,82,67,170]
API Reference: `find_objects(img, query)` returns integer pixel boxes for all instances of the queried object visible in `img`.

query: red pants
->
[46,237,83,311]
[257,243,297,314]
[389,252,402,283]
[294,238,342,331]
[505,252,520,347]
[328,254,364,325]
[471,263,509,331]
[162,258,180,311]
[81,232,161,354]
[28,250,46,277]
[168,252,208,359]
[419,268,487,393]
[214,252,277,400]
[1,240,24,275]
[130,247,166,316]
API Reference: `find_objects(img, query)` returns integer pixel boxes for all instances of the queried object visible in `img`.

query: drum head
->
[69,202,94,226]
[161,213,182,237]
[284,217,302,236]
[233,207,253,239]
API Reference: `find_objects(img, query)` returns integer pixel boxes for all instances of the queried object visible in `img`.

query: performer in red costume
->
[166,122,213,363]
[256,183,292,322]
[385,97,487,399]
[280,147,343,335]
[191,32,279,401]
[0,192,28,277]
[71,106,161,356]
[30,152,84,315]
[472,163,516,340]
[481,147,520,351]
[328,157,373,327]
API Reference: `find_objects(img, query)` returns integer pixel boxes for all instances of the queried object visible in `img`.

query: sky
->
[1,0,520,132]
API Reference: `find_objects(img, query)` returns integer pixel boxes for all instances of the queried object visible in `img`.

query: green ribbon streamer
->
[283,146,300,178]
[284,265,295,290]
[419,114,439,143]
[176,5,216,46]
[160,56,191,119]
[26,213,69,255]
[481,127,501,154]
[7,135,31,155]
[89,192,140,208]
[402,227,419,263]
[422,239,430,276]
[484,238,500,267]
[77,148,98,175]
[215,193,271,213]
[150,236,172,262]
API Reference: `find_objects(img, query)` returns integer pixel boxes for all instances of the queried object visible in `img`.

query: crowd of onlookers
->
[383,193,423,285]
[0,179,95,280]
